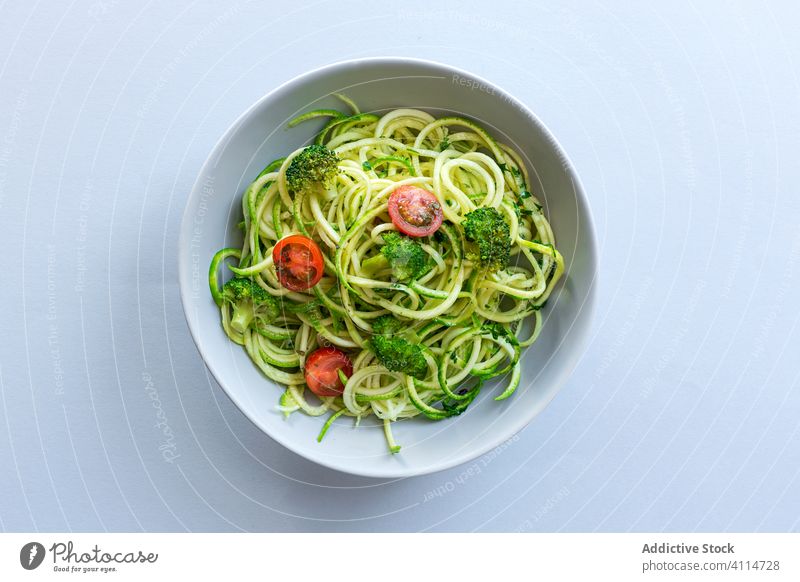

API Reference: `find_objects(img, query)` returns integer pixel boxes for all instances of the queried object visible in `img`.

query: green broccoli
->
[461,207,511,272]
[368,315,427,379]
[285,144,340,194]
[371,314,404,336]
[381,232,431,280]
[368,335,428,380]
[222,277,279,333]
[362,231,431,282]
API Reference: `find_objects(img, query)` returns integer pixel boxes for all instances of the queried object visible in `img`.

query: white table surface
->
[1,0,798,532]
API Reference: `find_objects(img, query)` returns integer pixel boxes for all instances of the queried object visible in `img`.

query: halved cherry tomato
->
[304,346,353,397]
[272,235,324,291]
[387,185,443,237]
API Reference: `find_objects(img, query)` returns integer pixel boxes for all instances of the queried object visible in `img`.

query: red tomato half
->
[387,185,443,237]
[304,347,353,397]
[272,235,324,291]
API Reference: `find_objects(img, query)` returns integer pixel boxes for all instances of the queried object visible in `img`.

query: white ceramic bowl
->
[179,57,597,478]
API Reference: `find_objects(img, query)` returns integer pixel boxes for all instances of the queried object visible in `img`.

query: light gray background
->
[1,0,798,532]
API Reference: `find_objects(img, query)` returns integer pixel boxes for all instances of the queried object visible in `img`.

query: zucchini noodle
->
[209,96,564,453]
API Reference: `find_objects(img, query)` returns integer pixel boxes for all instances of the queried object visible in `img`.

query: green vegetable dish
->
[209,96,564,453]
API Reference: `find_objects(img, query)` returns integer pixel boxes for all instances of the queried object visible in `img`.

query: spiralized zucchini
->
[209,96,564,453]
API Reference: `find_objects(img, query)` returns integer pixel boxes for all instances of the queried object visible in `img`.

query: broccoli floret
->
[372,314,404,336]
[368,334,428,380]
[369,315,427,378]
[360,232,432,281]
[222,277,279,333]
[462,207,511,272]
[285,144,339,193]
[380,232,431,281]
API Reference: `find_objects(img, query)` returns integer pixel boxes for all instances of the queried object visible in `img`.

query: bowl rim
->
[178,56,599,478]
